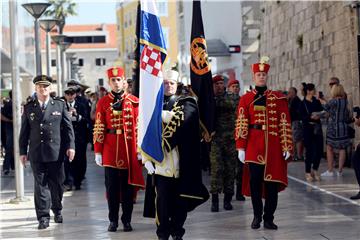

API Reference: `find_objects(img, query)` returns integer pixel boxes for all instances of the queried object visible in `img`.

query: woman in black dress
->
[299,83,324,182]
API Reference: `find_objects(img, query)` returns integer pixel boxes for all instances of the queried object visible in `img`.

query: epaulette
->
[270,91,287,100]
[24,99,35,106]
[126,94,139,104]
[53,97,65,102]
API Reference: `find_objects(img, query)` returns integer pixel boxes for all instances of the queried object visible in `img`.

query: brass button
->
[40,132,43,135]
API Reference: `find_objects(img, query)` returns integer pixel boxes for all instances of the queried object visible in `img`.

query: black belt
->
[249,124,266,130]
[106,129,123,134]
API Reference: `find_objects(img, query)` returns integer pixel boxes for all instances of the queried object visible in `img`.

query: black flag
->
[190,0,215,137]
[132,1,141,97]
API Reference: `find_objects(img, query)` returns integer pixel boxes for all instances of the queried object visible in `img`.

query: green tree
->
[44,0,77,34]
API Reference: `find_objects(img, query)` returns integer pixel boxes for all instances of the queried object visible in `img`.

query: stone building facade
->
[259,1,359,108]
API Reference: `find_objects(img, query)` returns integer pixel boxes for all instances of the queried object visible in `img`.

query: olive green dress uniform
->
[19,85,75,222]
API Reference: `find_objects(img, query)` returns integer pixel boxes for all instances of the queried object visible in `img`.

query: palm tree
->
[44,0,77,34]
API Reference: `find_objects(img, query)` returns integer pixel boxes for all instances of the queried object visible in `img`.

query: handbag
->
[303,101,322,136]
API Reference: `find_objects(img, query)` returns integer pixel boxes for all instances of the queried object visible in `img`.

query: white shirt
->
[38,98,50,109]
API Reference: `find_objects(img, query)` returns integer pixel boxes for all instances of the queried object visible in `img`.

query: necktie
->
[41,103,46,112]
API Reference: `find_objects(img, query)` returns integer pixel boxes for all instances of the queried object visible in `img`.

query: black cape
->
[143,96,209,218]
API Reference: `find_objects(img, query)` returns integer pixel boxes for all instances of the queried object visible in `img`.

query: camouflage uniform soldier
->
[210,75,238,212]
[227,79,246,201]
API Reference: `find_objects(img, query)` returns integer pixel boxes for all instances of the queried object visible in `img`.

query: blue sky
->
[66,1,117,25]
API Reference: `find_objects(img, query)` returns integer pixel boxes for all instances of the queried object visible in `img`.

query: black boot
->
[211,194,219,212]
[251,217,262,229]
[223,193,233,210]
[264,221,278,230]
[236,185,245,201]
[108,222,118,232]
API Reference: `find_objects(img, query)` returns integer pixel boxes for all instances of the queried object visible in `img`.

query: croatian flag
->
[138,0,167,163]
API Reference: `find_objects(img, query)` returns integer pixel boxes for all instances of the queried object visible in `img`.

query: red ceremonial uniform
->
[93,92,144,188]
[235,89,293,196]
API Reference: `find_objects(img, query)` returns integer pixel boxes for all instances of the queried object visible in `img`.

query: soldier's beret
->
[212,75,224,83]
[227,79,239,87]
[99,86,107,92]
[33,75,52,86]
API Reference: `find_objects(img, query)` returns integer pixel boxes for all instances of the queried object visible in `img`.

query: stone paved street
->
[1,149,360,239]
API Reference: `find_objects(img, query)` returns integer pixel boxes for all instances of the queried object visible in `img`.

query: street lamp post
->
[39,19,58,76]
[60,42,72,93]
[66,53,77,80]
[51,35,72,95]
[22,2,51,75]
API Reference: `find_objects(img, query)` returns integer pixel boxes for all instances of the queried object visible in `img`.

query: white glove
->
[137,153,142,161]
[144,161,155,174]
[95,154,102,166]
[238,150,245,164]
[283,151,291,161]
[161,110,175,123]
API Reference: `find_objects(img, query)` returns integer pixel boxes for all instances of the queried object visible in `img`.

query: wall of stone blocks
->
[259,1,360,108]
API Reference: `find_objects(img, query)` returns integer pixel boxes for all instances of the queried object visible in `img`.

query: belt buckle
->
[262,125,266,131]
[116,129,122,134]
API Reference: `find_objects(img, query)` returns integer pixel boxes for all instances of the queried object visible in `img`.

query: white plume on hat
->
[163,69,179,82]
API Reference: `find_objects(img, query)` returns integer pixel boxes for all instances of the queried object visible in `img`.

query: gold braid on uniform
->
[279,112,293,152]
[93,112,105,144]
[162,102,185,152]
[235,107,248,140]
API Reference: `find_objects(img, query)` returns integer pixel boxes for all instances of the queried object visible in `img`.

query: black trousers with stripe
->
[155,175,187,239]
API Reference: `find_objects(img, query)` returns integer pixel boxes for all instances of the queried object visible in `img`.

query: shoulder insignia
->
[24,99,34,106]
[126,94,139,104]
[269,90,286,100]
[53,98,65,102]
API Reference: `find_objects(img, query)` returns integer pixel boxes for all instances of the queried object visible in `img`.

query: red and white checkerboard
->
[140,45,163,77]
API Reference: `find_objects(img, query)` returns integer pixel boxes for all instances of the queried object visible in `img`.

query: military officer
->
[63,86,89,190]
[143,69,209,240]
[235,57,292,230]
[67,80,91,181]
[209,75,239,212]
[19,75,75,230]
[93,67,144,232]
